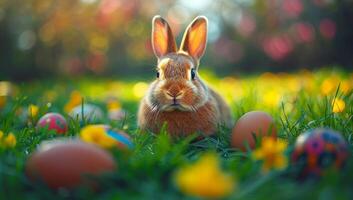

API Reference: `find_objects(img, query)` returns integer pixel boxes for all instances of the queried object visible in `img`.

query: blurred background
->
[0,0,352,80]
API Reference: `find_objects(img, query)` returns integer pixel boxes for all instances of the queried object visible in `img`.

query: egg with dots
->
[26,139,116,189]
[231,111,277,151]
[291,128,349,179]
[36,113,68,134]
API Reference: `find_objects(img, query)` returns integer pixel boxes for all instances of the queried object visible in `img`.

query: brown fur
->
[138,98,219,136]
[137,16,232,136]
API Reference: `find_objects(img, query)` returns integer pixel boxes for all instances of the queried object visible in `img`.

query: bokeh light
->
[0,0,351,80]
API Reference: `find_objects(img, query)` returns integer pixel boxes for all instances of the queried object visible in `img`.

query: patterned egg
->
[291,128,349,178]
[37,113,68,134]
[106,129,134,149]
[80,124,133,150]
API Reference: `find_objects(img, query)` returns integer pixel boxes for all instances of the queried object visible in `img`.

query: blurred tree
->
[0,0,352,80]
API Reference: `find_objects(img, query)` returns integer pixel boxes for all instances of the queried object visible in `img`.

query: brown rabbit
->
[137,15,232,136]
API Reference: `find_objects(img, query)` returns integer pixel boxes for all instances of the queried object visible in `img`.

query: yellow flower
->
[28,104,39,117]
[0,96,6,109]
[321,77,338,95]
[332,98,345,113]
[133,82,148,99]
[263,90,282,108]
[253,137,288,173]
[64,91,83,113]
[43,90,57,102]
[80,125,116,149]
[0,81,12,96]
[340,81,351,94]
[107,100,121,111]
[175,153,235,198]
[3,133,17,148]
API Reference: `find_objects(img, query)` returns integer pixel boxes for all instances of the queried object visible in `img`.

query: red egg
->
[26,139,116,189]
[231,111,277,151]
[37,113,68,134]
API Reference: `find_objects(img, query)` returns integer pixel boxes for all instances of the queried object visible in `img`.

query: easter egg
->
[69,104,104,122]
[291,128,349,178]
[80,124,133,149]
[37,113,68,134]
[108,109,126,121]
[106,129,133,149]
[26,139,116,189]
[231,111,277,151]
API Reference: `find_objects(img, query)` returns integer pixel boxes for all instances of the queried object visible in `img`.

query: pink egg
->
[26,139,116,189]
[231,111,277,152]
[37,113,68,134]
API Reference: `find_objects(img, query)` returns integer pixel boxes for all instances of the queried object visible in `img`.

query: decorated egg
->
[106,98,126,121]
[106,128,133,149]
[108,109,126,121]
[291,128,349,178]
[80,124,133,149]
[37,112,68,134]
[231,111,277,151]
[69,104,104,122]
[26,139,116,189]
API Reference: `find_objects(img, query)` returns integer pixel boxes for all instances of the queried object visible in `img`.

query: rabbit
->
[137,15,232,136]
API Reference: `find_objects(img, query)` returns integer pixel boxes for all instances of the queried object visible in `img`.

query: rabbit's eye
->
[191,69,196,80]
[156,71,160,78]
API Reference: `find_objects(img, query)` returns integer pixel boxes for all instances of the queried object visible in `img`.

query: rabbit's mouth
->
[162,103,191,112]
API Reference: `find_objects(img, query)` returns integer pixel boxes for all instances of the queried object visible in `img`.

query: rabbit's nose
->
[166,91,183,99]
[165,90,183,100]
[165,84,183,99]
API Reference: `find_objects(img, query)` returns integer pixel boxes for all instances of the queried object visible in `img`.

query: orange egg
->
[26,139,116,189]
[231,111,277,151]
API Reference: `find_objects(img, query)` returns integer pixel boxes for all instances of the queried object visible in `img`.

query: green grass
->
[0,68,353,199]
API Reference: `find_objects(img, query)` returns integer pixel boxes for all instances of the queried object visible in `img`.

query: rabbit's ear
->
[180,16,208,62]
[152,15,177,58]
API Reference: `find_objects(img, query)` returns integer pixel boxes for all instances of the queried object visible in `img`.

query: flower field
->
[0,68,353,199]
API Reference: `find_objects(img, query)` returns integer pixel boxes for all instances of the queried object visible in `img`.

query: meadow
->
[0,67,352,199]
